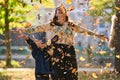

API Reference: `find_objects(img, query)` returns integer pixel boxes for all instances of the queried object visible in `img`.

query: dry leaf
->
[100,69,103,74]
[99,51,106,55]
[83,71,88,75]
[106,63,112,68]
[68,6,74,11]
[116,55,120,59]
[19,47,23,51]
[46,40,51,46]
[92,72,98,78]
[79,56,85,61]
[26,54,30,59]
[66,0,72,4]
[26,22,31,27]
[33,5,39,10]
[115,7,120,11]
[72,68,76,73]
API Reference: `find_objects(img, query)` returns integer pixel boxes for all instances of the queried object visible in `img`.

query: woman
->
[17,4,107,80]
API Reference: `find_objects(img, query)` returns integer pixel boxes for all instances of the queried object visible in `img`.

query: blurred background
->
[0,0,114,68]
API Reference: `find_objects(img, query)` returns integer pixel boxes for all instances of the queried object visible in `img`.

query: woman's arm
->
[70,22,108,41]
[17,24,51,34]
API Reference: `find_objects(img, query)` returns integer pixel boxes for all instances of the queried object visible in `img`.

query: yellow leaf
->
[116,55,120,59]
[66,0,72,5]
[106,63,112,68]
[99,51,106,55]
[79,56,85,62]
[92,72,98,78]
[68,6,74,11]
[75,49,79,52]
[115,7,120,11]
[72,68,76,73]
[19,47,23,51]
[33,5,39,10]
[26,54,30,59]
[46,40,51,46]
[100,69,103,75]
[26,22,31,27]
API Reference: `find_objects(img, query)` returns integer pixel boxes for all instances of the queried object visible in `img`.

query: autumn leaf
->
[79,56,85,61]
[72,68,77,73]
[99,51,106,55]
[57,0,61,3]
[19,47,23,51]
[66,0,72,5]
[106,63,112,68]
[115,6,120,11]
[26,54,30,59]
[83,71,88,75]
[85,63,91,67]
[75,49,79,52]
[33,5,39,10]
[116,55,120,59]
[100,69,103,75]
[92,72,98,78]
[46,40,51,46]
[26,22,31,27]
[68,6,74,11]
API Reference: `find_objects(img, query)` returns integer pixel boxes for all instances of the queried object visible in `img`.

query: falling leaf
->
[26,22,31,27]
[57,0,61,3]
[83,71,88,75]
[89,6,96,10]
[19,47,23,51]
[116,55,120,59]
[100,69,103,74]
[66,0,72,4]
[106,63,112,68]
[46,40,51,46]
[99,51,106,55]
[68,6,74,11]
[92,72,98,78]
[79,56,85,61]
[26,54,30,59]
[33,5,39,10]
[85,63,91,67]
[72,68,76,73]
[75,49,79,52]
[115,7,120,11]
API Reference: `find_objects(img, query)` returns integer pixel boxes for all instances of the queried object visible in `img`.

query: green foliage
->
[0,60,21,68]
[0,0,32,34]
[88,0,115,21]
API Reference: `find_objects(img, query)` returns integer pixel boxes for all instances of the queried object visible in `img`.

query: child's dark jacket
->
[26,38,51,74]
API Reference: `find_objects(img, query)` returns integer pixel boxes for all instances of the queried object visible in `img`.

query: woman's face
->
[56,7,66,22]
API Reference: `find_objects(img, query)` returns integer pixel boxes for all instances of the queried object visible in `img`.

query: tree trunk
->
[4,0,12,68]
[114,0,120,74]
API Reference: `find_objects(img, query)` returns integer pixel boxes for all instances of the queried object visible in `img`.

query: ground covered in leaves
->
[0,68,120,80]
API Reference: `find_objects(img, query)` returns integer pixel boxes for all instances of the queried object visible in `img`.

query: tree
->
[89,0,120,74]
[0,0,55,68]
[88,0,115,22]
[0,0,31,67]
[114,0,120,74]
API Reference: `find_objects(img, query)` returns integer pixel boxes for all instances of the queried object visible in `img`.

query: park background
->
[0,0,120,80]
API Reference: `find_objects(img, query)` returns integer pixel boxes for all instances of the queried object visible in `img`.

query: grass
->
[0,68,120,80]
